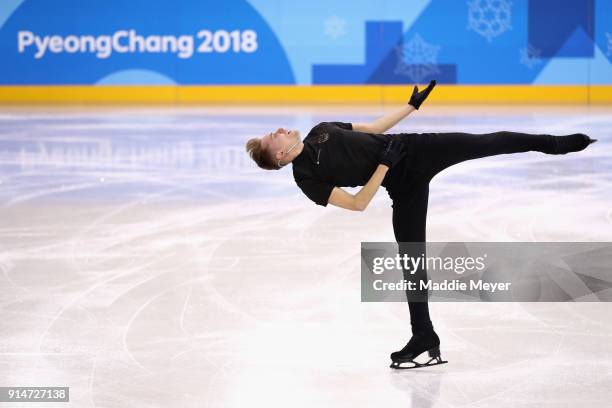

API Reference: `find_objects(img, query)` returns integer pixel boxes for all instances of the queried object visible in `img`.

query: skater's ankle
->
[412,325,436,337]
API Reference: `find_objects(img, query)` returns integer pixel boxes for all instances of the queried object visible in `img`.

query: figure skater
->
[245,80,597,369]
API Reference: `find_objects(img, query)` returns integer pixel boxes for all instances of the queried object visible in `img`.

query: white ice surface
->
[0,104,611,407]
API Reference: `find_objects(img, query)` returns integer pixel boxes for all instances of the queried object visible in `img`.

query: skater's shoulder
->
[310,121,352,131]
[306,122,327,137]
[307,121,353,134]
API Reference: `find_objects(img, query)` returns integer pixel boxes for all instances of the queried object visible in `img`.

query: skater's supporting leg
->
[390,179,448,369]
[391,180,433,333]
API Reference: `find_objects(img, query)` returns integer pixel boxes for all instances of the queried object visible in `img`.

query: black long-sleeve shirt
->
[291,121,415,206]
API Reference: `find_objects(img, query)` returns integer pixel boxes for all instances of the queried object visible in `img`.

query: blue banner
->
[1,0,610,85]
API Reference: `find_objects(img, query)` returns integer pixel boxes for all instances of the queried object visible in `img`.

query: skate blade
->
[390,356,448,370]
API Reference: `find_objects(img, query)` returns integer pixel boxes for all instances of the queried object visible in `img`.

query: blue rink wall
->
[1,0,611,86]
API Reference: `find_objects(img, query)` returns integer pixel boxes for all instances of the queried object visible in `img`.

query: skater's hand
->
[408,79,437,110]
[379,139,406,169]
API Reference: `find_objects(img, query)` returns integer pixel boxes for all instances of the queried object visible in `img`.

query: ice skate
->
[546,133,596,155]
[390,331,448,369]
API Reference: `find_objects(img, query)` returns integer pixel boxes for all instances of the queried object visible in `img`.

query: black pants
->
[390,131,555,334]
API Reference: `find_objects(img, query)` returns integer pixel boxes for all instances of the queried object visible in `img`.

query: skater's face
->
[261,128,301,162]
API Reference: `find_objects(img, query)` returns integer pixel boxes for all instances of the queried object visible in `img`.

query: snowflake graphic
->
[394,33,441,83]
[519,44,542,69]
[323,16,347,40]
[607,33,612,57]
[467,0,513,43]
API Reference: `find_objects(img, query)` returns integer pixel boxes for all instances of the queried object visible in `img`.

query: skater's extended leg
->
[418,130,594,178]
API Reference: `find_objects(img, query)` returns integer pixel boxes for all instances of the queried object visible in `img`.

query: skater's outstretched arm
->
[353,105,416,134]
[353,80,437,134]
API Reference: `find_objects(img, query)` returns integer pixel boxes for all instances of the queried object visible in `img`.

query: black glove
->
[408,79,437,110]
[379,139,406,169]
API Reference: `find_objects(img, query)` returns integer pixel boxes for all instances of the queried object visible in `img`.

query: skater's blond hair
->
[245,138,278,170]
